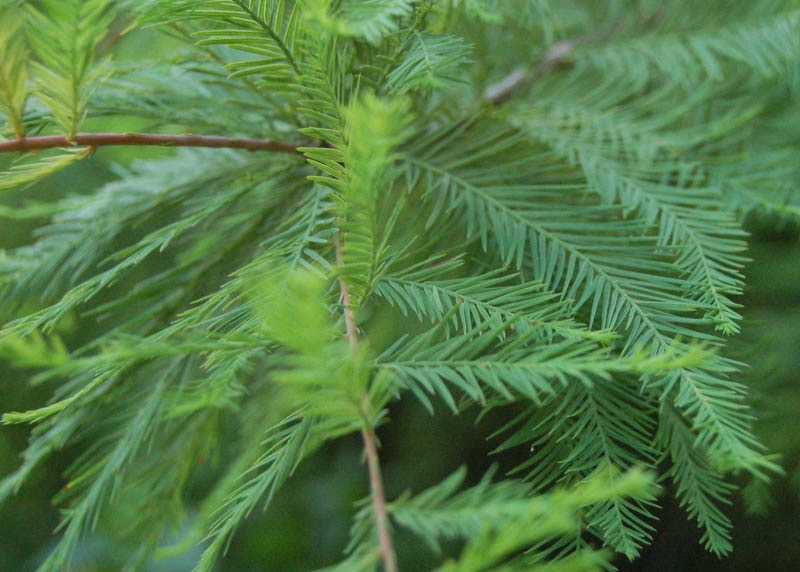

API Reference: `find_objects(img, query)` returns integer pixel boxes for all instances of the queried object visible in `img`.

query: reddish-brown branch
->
[0,132,302,154]
[335,238,398,572]
[361,423,399,572]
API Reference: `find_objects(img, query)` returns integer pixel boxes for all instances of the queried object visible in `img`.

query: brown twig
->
[0,132,302,154]
[335,238,398,572]
[360,421,398,572]
[484,16,630,107]
[484,39,577,106]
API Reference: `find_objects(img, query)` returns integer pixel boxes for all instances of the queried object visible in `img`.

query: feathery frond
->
[304,0,415,45]
[134,0,302,89]
[378,318,707,413]
[335,93,412,305]
[195,415,316,572]
[374,258,591,341]
[0,149,281,333]
[511,77,750,334]
[0,149,88,193]
[657,402,737,554]
[403,119,699,345]
[0,7,28,138]
[35,356,182,572]
[394,466,659,572]
[577,8,800,85]
[385,31,472,94]
[26,0,114,136]
[0,1,795,569]
[494,377,661,558]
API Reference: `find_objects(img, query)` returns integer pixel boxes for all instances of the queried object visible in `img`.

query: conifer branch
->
[336,237,398,572]
[0,132,302,154]
[1,2,793,568]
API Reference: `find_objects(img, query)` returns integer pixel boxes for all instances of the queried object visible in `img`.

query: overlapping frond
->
[0,149,88,193]
[168,183,327,337]
[94,60,298,136]
[1,330,297,570]
[296,35,346,151]
[382,466,659,572]
[561,382,659,558]
[511,81,750,334]
[577,8,800,84]
[26,0,114,136]
[303,0,415,45]
[373,258,589,341]
[707,105,800,220]
[134,0,302,91]
[380,329,593,411]
[299,36,413,305]
[447,0,504,25]
[0,7,28,138]
[493,377,660,558]
[657,402,737,554]
[336,94,412,304]
[0,149,288,334]
[244,262,394,438]
[400,113,775,552]
[388,467,534,554]
[35,355,183,572]
[378,318,703,413]
[195,415,316,572]
[403,119,700,344]
[0,411,84,508]
[0,1,111,188]
[385,31,472,93]
[269,184,336,272]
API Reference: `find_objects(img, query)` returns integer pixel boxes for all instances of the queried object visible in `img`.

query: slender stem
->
[361,423,399,572]
[335,237,361,352]
[340,278,361,353]
[335,238,398,572]
[0,132,302,154]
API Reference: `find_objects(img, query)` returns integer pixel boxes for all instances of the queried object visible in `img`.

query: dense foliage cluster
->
[1,1,798,570]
